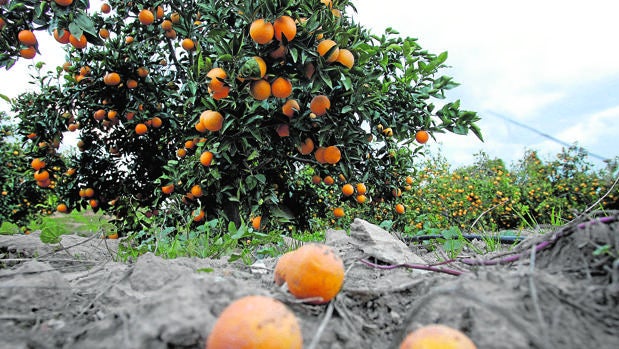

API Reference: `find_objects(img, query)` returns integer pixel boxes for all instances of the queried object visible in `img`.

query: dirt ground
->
[1,216,618,349]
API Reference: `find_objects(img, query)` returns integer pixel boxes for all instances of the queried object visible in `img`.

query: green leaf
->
[73,12,98,36]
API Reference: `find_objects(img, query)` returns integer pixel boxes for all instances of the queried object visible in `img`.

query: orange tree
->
[7,0,482,236]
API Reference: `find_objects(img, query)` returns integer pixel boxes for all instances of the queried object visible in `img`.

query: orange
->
[399,324,477,349]
[137,67,149,78]
[164,29,177,39]
[18,30,37,46]
[200,151,214,166]
[283,243,345,304]
[31,158,46,171]
[69,33,87,49]
[356,183,367,195]
[89,199,99,208]
[192,209,205,222]
[415,130,430,144]
[395,203,405,214]
[282,99,300,118]
[56,203,69,213]
[199,110,224,132]
[100,3,111,13]
[206,67,227,92]
[249,18,274,45]
[125,36,134,44]
[405,176,414,185]
[323,145,341,164]
[298,137,314,155]
[161,19,173,31]
[276,124,289,137]
[176,148,187,158]
[99,28,110,39]
[126,78,138,89]
[104,72,121,86]
[93,109,106,120]
[206,295,302,349]
[161,183,175,195]
[317,39,339,63]
[333,207,345,218]
[150,116,162,128]
[107,110,117,119]
[392,187,402,197]
[190,184,203,197]
[181,38,195,50]
[84,187,95,198]
[251,215,262,230]
[54,0,73,6]
[336,48,354,69]
[79,66,91,76]
[238,56,266,81]
[33,170,49,181]
[53,28,70,44]
[170,12,181,24]
[310,95,330,116]
[135,123,148,135]
[138,9,155,25]
[274,250,295,285]
[20,47,36,59]
[0,18,5,31]
[271,77,292,99]
[311,175,322,185]
[184,140,196,149]
[323,175,334,185]
[321,0,333,8]
[342,183,354,197]
[273,15,297,42]
[106,232,119,239]
[314,147,326,164]
[249,79,271,100]
[210,85,230,100]
[155,6,164,19]
[355,194,367,204]
[269,43,288,59]
[195,121,207,133]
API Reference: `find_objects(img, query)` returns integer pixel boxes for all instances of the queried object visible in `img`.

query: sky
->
[2,0,619,169]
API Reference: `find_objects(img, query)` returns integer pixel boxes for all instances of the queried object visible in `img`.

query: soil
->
[1,215,618,349]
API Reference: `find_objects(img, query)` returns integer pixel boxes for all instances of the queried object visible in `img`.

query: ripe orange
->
[310,95,331,116]
[137,67,149,78]
[190,184,203,197]
[405,176,414,185]
[271,77,292,99]
[249,79,271,100]
[311,175,322,185]
[199,110,224,132]
[317,39,339,63]
[170,12,181,24]
[274,250,295,285]
[93,109,106,120]
[269,43,288,59]
[54,0,73,6]
[336,48,354,69]
[176,148,187,158]
[399,324,477,349]
[251,215,262,230]
[138,9,155,25]
[192,209,205,222]
[342,183,354,197]
[392,187,402,197]
[210,85,230,100]
[126,79,138,89]
[333,207,345,218]
[314,147,326,164]
[323,145,341,164]
[107,110,117,119]
[395,203,405,214]
[155,6,164,19]
[69,33,88,49]
[31,158,46,171]
[206,295,302,349]
[164,28,177,39]
[161,19,173,31]
[181,38,195,51]
[276,124,289,137]
[161,183,175,195]
[20,47,36,59]
[18,30,37,46]
[100,3,111,13]
[355,194,367,204]
[104,72,121,86]
[0,18,5,31]
[89,199,99,208]
[356,183,367,195]
[79,66,91,76]
[323,175,335,185]
[99,28,110,39]
[135,123,148,135]
[53,28,70,44]
[282,243,345,304]
[273,15,297,42]
[84,187,95,198]
[206,67,227,92]
[125,36,134,44]
[200,151,214,166]
[282,99,300,118]
[249,18,274,44]
[56,203,69,213]
[415,130,430,144]
[298,137,314,155]
[33,170,49,181]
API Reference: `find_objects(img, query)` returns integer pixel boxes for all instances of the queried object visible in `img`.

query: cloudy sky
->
[2,0,618,169]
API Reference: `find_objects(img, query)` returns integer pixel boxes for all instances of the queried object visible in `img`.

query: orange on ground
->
[415,130,430,144]
[251,215,262,230]
[135,123,148,135]
[282,99,300,118]
[273,15,297,42]
[314,147,326,164]
[207,67,227,92]
[56,203,69,213]
[284,244,345,304]
[317,39,339,63]
[199,110,224,132]
[356,183,367,195]
[161,184,175,195]
[107,232,119,239]
[323,175,335,185]
[53,28,70,44]
[336,48,354,69]
[249,79,271,100]
[342,183,354,197]
[323,145,341,164]
[206,295,302,349]
[69,34,87,49]
[138,9,155,25]
[18,30,37,46]
[274,250,295,285]
[298,138,314,155]
[333,207,345,218]
[399,324,477,349]
[395,203,405,214]
[190,184,203,197]
[20,47,36,59]
[200,151,214,166]
[271,77,292,99]
[276,124,290,137]
[181,38,195,51]
[104,72,121,86]
[310,95,331,116]
[249,18,274,45]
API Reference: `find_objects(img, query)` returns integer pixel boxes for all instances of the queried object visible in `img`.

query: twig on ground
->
[358,258,464,276]
[307,300,335,349]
